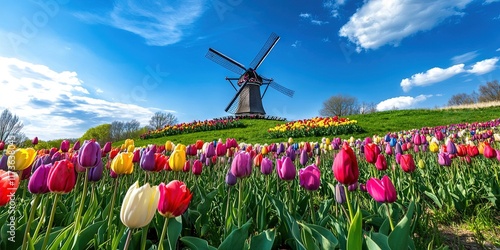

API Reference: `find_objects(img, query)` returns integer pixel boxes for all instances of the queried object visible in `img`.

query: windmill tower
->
[206,33,294,116]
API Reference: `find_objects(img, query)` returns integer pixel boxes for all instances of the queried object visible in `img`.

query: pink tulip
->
[366,175,397,203]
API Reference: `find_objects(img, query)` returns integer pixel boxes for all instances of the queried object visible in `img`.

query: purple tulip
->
[348,182,358,191]
[60,140,70,153]
[0,155,8,171]
[28,164,51,194]
[32,137,39,145]
[286,146,296,161]
[78,140,101,168]
[446,140,457,155]
[225,171,237,186]
[31,157,45,172]
[230,151,252,178]
[205,143,215,158]
[51,151,62,163]
[260,157,273,175]
[140,145,156,171]
[277,143,285,155]
[88,160,103,182]
[73,140,81,151]
[335,184,346,204]
[299,149,308,166]
[276,156,296,181]
[395,143,403,155]
[299,164,321,191]
[438,152,452,166]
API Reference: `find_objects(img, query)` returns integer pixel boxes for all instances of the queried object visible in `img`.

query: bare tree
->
[478,80,500,102]
[0,109,24,142]
[319,94,359,117]
[109,121,124,141]
[359,101,377,114]
[447,92,478,106]
[123,119,140,139]
[149,112,178,130]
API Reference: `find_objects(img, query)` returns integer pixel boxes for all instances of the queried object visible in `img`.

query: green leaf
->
[179,236,217,250]
[367,232,390,250]
[300,225,319,250]
[347,207,363,250]
[167,216,182,250]
[299,222,338,250]
[269,196,306,250]
[73,220,105,249]
[388,202,415,250]
[250,229,276,250]
[218,218,252,250]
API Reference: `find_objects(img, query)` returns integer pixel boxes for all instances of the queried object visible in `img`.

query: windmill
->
[206,32,294,116]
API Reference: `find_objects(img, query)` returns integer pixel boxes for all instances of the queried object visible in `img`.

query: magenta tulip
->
[332,143,359,185]
[299,164,321,191]
[277,156,296,181]
[366,175,397,203]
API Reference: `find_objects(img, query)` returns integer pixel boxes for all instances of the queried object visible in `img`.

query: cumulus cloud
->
[0,56,165,140]
[377,95,432,111]
[467,57,499,75]
[339,0,473,51]
[75,0,205,46]
[400,64,465,92]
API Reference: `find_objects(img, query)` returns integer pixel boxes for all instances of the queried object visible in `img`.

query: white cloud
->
[0,56,167,140]
[324,0,347,18]
[96,88,103,94]
[400,64,465,92]
[468,57,499,75]
[311,20,329,25]
[484,0,499,3]
[377,95,432,111]
[299,13,329,25]
[497,48,500,51]
[76,0,205,46]
[339,0,473,51]
[299,13,311,18]
[452,51,478,64]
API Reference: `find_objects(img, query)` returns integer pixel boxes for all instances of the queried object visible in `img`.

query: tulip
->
[88,159,103,182]
[182,161,190,172]
[332,143,359,185]
[366,175,397,203]
[192,160,203,175]
[216,143,227,157]
[0,170,20,206]
[32,137,39,145]
[385,143,393,155]
[446,139,457,155]
[140,145,156,171]
[348,182,358,191]
[335,184,346,204]
[110,148,120,160]
[231,151,252,178]
[456,144,467,157]
[276,156,296,181]
[286,146,296,161]
[111,152,134,175]
[364,143,379,164]
[375,154,387,171]
[78,140,102,168]
[0,155,7,171]
[225,171,237,186]
[169,149,186,172]
[418,159,425,169]
[413,134,421,145]
[204,143,215,158]
[438,152,452,166]
[51,151,62,163]
[299,164,321,191]
[299,149,308,166]
[28,163,51,194]
[0,141,4,151]
[277,143,285,155]
[48,159,76,194]
[59,140,70,153]
[467,145,479,157]
[49,147,58,157]
[9,148,37,171]
[153,154,166,172]
[101,141,111,155]
[73,140,81,151]
[157,180,192,218]
[120,181,159,229]
[260,157,273,175]
[483,144,497,159]
[400,154,416,173]
[132,149,140,163]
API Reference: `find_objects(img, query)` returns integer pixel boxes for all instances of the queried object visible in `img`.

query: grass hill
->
[126,106,500,147]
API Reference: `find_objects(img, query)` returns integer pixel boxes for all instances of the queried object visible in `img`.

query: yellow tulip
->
[261,146,268,155]
[123,139,134,151]
[10,148,37,171]
[325,138,331,145]
[169,149,186,172]
[165,141,174,151]
[418,159,425,169]
[288,137,294,144]
[174,143,186,152]
[111,152,134,175]
[127,145,135,153]
[429,142,439,153]
[120,181,159,229]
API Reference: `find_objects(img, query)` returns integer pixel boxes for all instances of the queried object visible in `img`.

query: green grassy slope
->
[128,106,500,147]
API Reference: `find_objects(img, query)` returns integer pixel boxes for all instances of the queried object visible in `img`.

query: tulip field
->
[1,113,500,249]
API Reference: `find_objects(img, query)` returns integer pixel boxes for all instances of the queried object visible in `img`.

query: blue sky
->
[1,0,499,140]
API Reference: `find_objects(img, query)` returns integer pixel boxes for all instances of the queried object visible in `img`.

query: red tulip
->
[375,154,387,171]
[192,160,202,175]
[364,143,379,164]
[366,175,397,203]
[400,154,416,173]
[483,144,497,159]
[332,143,359,185]
[467,145,479,157]
[47,159,76,194]
[157,180,192,218]
[0,170,20,206]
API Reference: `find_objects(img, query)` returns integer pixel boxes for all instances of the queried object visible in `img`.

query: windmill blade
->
[206,48,246,75]
[225,80,249,112]
[269,81,294,98]
[249,33,280,70]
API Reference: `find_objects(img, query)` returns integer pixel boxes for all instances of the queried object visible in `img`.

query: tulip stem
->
[21,194,41,250]
[32,199,46,240]
[107,177,120,241]
[158,218,170,250]
[42,194,60,250]
[344,188,354,223]
[140,223,150,250]
[287,182,293,215]
[224,187,231,238]
[124,228,133,250]
[74,169,89,237]
[238,179,244,228]
[309,192,316,224]
[386,203,395,231]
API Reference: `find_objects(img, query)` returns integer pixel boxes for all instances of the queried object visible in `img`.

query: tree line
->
[319,94,377,117]
[447,80,500,106]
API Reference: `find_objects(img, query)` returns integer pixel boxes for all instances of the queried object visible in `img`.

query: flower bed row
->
[268,116,363,138]
[140,117,244,139]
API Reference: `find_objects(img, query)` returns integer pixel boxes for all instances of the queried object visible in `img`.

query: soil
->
[438,224,499,250]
